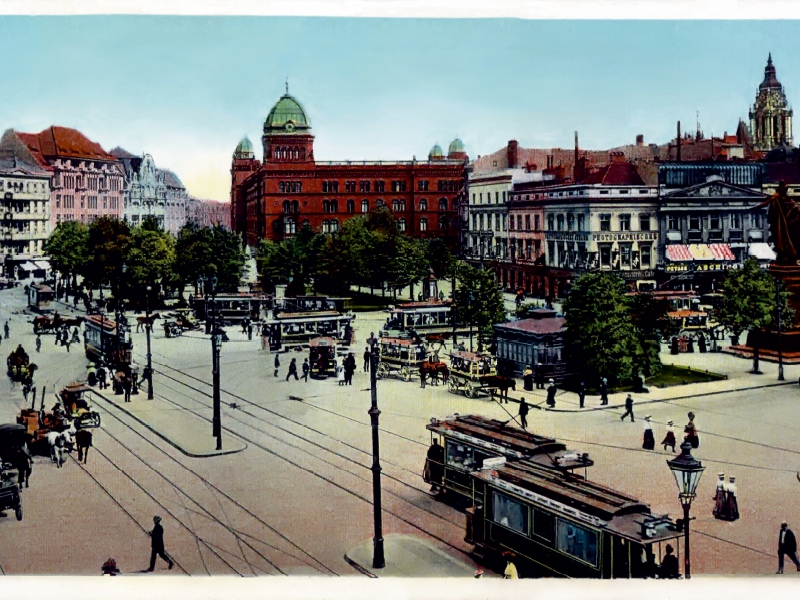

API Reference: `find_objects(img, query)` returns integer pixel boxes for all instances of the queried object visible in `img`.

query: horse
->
[45,428,74,468]
[484,375,517,399]
[420,361,450,386]
[136,313,161,333]
[425,332,451,350]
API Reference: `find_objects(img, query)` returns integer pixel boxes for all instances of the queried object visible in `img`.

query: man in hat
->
[578,381,586,409]
[546,379,556,408]
[600,377,609,405]
[620,394,635,422]
[147,516,174,572]
[519,397,530,429]
[660,544,679,579]
[778,521,800,574]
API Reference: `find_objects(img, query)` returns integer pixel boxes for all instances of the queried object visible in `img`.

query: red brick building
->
[230,91,468,247]
[187,197,231,229]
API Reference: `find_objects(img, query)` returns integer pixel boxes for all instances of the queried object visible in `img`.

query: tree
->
[318,215,378,293]
[257,223,325,295]
[562,272,644,386]
[453,262,506,349]
[174,224,245,294]
[208,225,246,292]
[126,218,176,307]
[716,258,794,373]
[85,217,131,298]
[629,293,671,377]
[386,235,427,298]
[175,223,214,294]
[424,238,456,281]
[44,221,89,286]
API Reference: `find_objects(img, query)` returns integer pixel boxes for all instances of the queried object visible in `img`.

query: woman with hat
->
[684,412,699,448]
[642,416,655,450]
[546,379,556,408]
[661,420,676,452]
[713,472,726,518]
[720,476,740,522]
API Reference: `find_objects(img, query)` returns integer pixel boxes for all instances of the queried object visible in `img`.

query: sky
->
[0,17,797,200]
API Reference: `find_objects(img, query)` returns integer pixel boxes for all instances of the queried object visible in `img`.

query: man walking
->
[97,365,107,390]
[273,353,280,378]
[286,357,299,381]
[4,319,9,339]
[778,521,800,574]
[302,358,310,382]
[620,394,635,422]
[147,516,174,572]
[578,381,586,409]
[36,335,41,353]
[519,397,529,429]
[546,379,557,408]
[363,346,371,373]
[600,377,609,405]
[123,375,132,403]
[344,352,356,385]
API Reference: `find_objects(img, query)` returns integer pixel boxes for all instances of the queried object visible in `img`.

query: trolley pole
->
[368,350,385,569]
[145,285,154,400]
[211,292,222,450]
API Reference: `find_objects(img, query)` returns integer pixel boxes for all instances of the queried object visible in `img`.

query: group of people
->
[712,472,740,522]
[336,352,357,385]
[638,411,699,453]
[54,326,81,352]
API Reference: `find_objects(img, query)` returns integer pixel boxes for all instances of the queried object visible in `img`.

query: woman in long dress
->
[684,412,699,448]
[722,476,740,522]
[661,420,677,452]
[712,472,726,518]
[642,416,655,450]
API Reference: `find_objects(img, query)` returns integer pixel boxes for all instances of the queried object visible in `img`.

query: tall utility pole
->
[205,276,222,450]
[776,277,785,381]
[368,350,385,569]
[145,284,154,400]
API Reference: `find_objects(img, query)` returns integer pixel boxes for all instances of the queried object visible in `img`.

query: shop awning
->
[666,245,693,261]
[707,244,736,261]
[748,242,777,261]
[34,260,50,270]
[19,261,38,271]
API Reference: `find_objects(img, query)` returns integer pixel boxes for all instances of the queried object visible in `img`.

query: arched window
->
[322,220,330,233]
[323,200,330,213]
[376,199,384,207]
[347,199,355,213]
[282,200,291,212]
[398,218,406,232]
[420,218,428,232]
[302,219,310,229]
[392,199,400,212]
[331,219,339,232]
[439,216,448,230]
[419,199,428,211]
[330,200,338,213]
[284,217,296,235]
[439,198,447,211]
[361,199,369,213]
[399,200,406,211]
[292,200,300,213]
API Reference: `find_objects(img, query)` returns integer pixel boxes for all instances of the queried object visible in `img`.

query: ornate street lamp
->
[145,284,154,400]
[666,441,705,579]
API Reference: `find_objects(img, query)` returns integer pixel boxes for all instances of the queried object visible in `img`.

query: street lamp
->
[145,284,154,400]
[468,291,474,353]
[666,441,705,579]
[775,277,785,381]
[201,275,223,451]
[368,350,385,569]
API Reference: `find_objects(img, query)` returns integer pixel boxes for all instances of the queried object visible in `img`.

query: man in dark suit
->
[778,521,800,574]
[147,516,174,572]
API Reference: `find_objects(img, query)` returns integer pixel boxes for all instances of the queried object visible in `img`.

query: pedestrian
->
[97,365,107,389]
[344,352,356,385]
[546,379,556,408]
[75,429,93,464]
[578,380,586,409]
[36,335,41,353]
[522,365,533,391]
[286,357,299,381]
[241,318,249,335]
[261,327,268,351]
[367,332,377,352]
[519,397,529,429]
[301,358,310,382]
[684,412,699,448]
[55,328,62,345]
[12,448,31,489]
[363,346,371,372]
[620,394,635,422]
[337,363,346,386]
[660,544,679,579]
[147,516,174,572]
[719,476,740,522]
[420,369,427,389]
[22,382,30,403]
[123,375,132,402]
[424,438,444,492]
[72,327,80,344]
[600,377,609,405]
[273,352,280,378]
[662,420,677,452]
[65,337,71,353]
[4,319,9,339]
[778,521,800,574]
[503,552,519,579]
[247,323,253,340]
[534,362,545,389]
[642,416,655,450]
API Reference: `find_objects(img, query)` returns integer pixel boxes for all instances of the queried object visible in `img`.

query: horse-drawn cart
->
[6,345,36,383]
[375,337,429,382]
[32,312,83,334]
[447,351,514,398]
[59,382,101,429]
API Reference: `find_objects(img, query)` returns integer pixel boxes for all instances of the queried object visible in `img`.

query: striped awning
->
[666,245,693,261]
[707,243,736,261]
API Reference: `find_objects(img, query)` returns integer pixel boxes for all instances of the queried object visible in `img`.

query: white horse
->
[45,428,75,468]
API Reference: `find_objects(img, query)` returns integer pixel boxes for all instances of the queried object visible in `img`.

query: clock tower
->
[749,54,793,152]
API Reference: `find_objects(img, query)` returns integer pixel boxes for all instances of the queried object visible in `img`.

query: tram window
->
[556,520,598,566]
[492,492,528,535]
[446,442,490,472]
[532,509,555,541]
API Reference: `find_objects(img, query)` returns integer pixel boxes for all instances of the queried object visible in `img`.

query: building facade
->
[13,126,125,229]
[494,310,567,380]
[187,197,231,229]
[749,54,793,152]
[230,91,467,247]
[0,130,52,279]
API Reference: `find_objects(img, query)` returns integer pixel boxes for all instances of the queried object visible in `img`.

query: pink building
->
[14,126,125,229]
[187,197,231,229]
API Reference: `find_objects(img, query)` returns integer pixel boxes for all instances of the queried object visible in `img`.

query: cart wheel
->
[400,366,411,382]
[447,379,457,393]
[376,363,388,379]
[465,383,475,398]
[15,504,22,521]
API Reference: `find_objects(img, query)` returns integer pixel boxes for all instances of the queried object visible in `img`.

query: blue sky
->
[0,17,795,199]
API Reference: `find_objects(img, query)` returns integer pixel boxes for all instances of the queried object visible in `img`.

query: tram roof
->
[85,314,117,331]
[380,337,417,346]
[449,350,493,362]
[269,310,349,321]
[427,415,566,456]
[393,301,452,310]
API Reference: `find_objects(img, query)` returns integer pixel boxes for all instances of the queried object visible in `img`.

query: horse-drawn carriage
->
[6,345,36,383]
[447,351,514,398]
[32,312,83,334]
[309,336,339,378]
[0,424,26,521]
[375,337,429,382]
[59,382,101,429]
[163,310,200,338]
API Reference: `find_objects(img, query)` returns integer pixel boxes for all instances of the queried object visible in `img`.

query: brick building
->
[12,126,125,229]
[187,197,231,229]
[230,90,467,247]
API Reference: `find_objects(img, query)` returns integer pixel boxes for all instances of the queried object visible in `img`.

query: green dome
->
[264,94,311,134]
[234,136,254,159]
[448,138,465,155]
[428,143,444,160]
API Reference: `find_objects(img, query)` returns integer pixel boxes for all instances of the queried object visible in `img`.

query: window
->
[547,215,554,231]
[532,508,555,541]
[517,215,522,231]
[620,243,632,267]
[420,218,428,232]
[731,213,742,229]
[330,219,339,232]
[492,492,528,535]
[524,215,531,231]
[284,218,296,235]
[322,200,329,213]
[321,181,339,193]
[418,180,429,192]
[533,215,540,231]
[347,199,355,213]
[494,214,500,231]
[668,215,680,230]
[557,214,564,231]
[391,180,406,193]
[479,193,483,204]
[361,199,369,213]
[322,220,330,233]
[640,244,652,268]
[753,213,762,228]
[419,199,428,211]
[439,198,447,211]
[399,218,406,232]
[709,214,721,230]
[689,215,701,230]
[556,520,598,566]
[567,214,574,231]
[599,244,612,266]
[439,216,448,230]
[577,214,585,231]
[376,199,384,207]
[479,215,485,230]
[392,199,401,212]
[600,214,611,231]
[360,181,371,193]
[619,214,631,231]
[345,181,356,193]
[639,214,651,231]
[88,196,97,209]
[375,180,386,192]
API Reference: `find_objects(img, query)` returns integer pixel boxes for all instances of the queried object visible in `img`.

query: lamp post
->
[202,275,223,451]
[368,350,385,569]
[776,277,785,381]
[116,263,127,369]
[468,291,474,353]
[145,284,154,400]
[666,441,705,579]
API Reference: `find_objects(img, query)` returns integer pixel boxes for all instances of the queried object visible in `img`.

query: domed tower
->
[233,136,255,160]
[428,143,444,161]
[230,136,259,235]
[447,137,467,160]
[261,86,315,164]
[749,53,793,152]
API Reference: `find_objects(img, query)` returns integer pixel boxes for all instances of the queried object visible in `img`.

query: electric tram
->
[381,300,455,336]
[263,310,354,351]
[84,314,132,367]
[192,293,268,325]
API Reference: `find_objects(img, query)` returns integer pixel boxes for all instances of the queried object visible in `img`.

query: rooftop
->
[496,316,565,335]
[17,126,117,164]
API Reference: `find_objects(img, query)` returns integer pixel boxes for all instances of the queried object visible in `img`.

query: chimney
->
[636,134,644,146]
[677,121,682,162]
[507,140,519,169]
[610,151,626,164]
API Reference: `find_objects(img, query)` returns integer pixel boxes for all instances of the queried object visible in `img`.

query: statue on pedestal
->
[758,180,800,265]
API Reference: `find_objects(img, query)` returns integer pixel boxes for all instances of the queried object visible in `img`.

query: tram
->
[309,336,340,378]
[27,283,54,312]
[263,310,354,351]
[192,293,268,325]
[381,300,455,336]
[376,337,428,381]
[84,314,132,367]
[275,295,349,315]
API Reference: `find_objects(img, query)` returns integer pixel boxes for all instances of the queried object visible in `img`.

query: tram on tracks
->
[263,310,354,351]
[381,300,458,338]
[308,336,341,378]
[27,283,55,313]
[84,314,132,367]
[375,337,428,381]
[447,351,505,398]
[423,414,683,579]
[192,293,268,325]
[275,295,349,315]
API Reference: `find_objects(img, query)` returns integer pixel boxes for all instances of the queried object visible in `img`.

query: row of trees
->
[562,259,794,385]
[44,217,245,308]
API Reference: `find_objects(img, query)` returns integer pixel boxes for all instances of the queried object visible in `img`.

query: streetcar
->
[381,300,455,336]
[84,314,132,367]
[447,351,505,398]
[376,337,428,382]
[275,295,349,315]
[192,293,268,325]
[309,336,339,378]
[27,283,55,313]
[262,311,354,351]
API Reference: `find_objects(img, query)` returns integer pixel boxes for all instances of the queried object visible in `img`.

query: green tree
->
[174,224,245,294]
[386,235,427,298]
[716,258,794,373]
[453,262,506,349]
[175,223,214,294]
[257,223,325,295]
[44,221,89,286]
[208,225,246,292]
[562,272,644,386]
[85,217,131,299]
[318,215,378,293]
[424,238,456,280]
[629,293,670,377]
[126,217,176,307]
